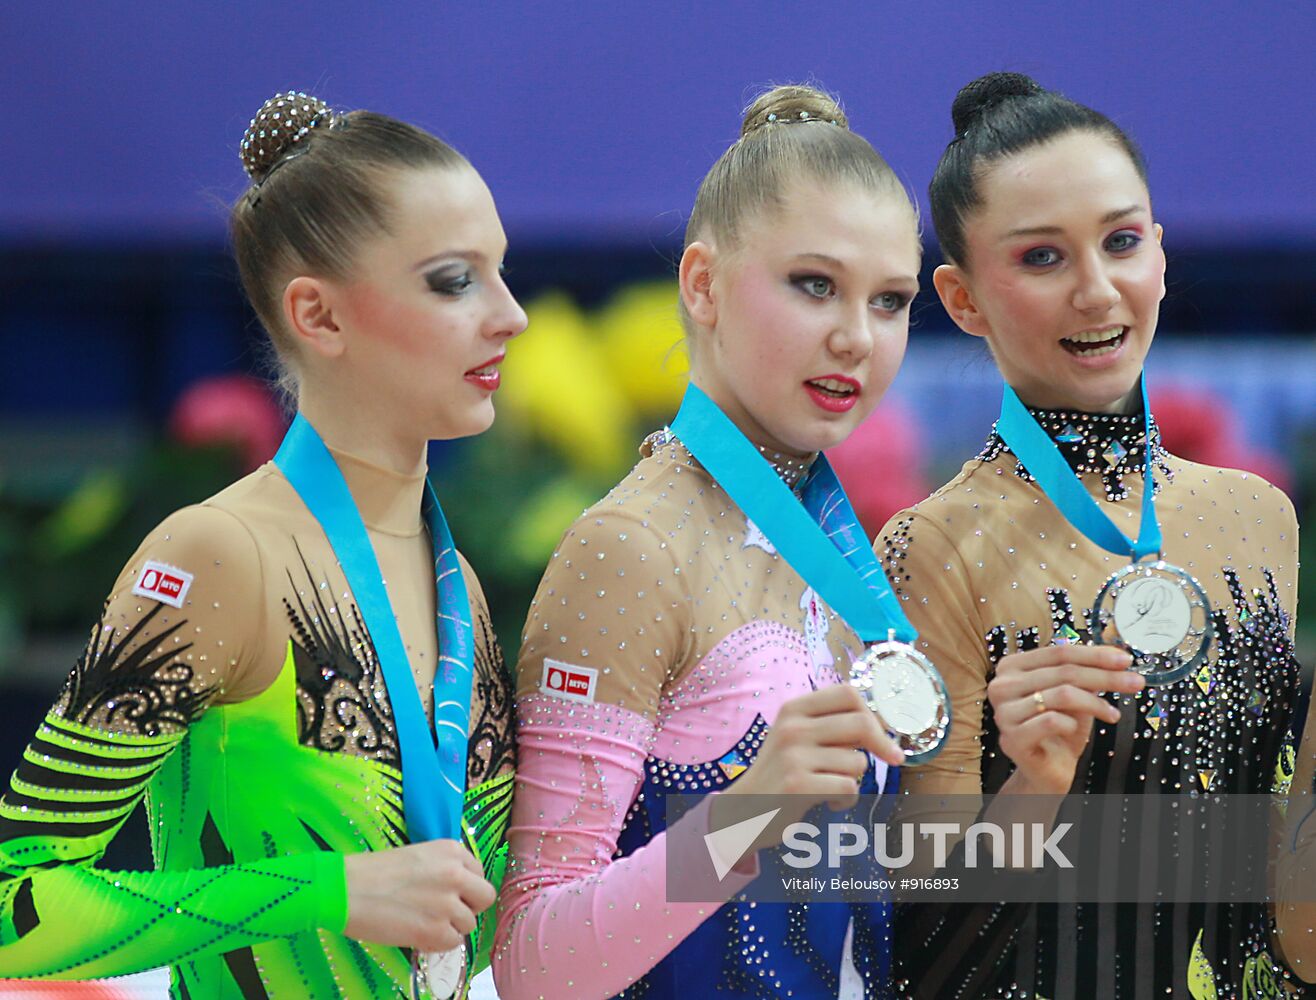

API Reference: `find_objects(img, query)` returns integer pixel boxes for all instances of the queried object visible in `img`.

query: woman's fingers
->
[789,681,872,717]
[807,746,872,779]
[998,713,1086,775]
[820,692,907,767]
[449,903,478,937]
[1013,663,1145,697]
[990,646,1143,716]
[776,686,905,766]
[817,773,865,812]
[997,644,1133,673]
[458,846,486,877]
[999,683,1122,728]
[986,645,1143,794]
[457,870,497,912]
[868,729,907,768]
[343,840,494,951]
[1002,709,1082,745]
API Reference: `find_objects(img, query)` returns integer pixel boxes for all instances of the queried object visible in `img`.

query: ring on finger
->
[1032,690,1047,715]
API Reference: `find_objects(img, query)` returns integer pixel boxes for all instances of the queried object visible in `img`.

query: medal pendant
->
[849,637,951,764]
[415,946,466,1000]
[1090,559,1212,685]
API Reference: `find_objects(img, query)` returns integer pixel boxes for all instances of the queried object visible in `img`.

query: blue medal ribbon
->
[996,376,1162,561]
[669,383,916,645]
[275,414,472,843]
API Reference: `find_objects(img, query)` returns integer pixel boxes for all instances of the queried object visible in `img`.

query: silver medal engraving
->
[418,946,466,999]
[1091,560,1212,685]
[849,639,951,764]
[1113,576,1192,653]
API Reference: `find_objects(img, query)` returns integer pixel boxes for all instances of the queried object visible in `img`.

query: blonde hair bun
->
[740,84,848,139]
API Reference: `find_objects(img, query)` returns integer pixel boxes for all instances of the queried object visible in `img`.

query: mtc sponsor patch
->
[132,561,193,608]
[540,659,598,703]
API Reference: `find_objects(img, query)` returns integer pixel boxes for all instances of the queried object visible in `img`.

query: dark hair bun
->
[240,91,334,181]
[950,72,1044,135]
[741,84,848,138]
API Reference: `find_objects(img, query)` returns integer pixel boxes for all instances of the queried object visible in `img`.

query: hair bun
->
[741,84,848,138]
[240,91,333,181]
[950,72,1044,135]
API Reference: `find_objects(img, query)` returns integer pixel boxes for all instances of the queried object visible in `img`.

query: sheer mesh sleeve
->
[0,505,348,979]
[494,509,755,1000]
[513,508,691,713]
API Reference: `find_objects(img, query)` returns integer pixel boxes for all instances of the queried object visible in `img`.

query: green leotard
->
[0,447,514,998]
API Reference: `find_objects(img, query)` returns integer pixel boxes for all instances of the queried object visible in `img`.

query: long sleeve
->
[0,505,349,980]
[493,511,755,1000]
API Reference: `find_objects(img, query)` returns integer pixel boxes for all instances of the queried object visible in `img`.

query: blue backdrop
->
[4,1,1313,246]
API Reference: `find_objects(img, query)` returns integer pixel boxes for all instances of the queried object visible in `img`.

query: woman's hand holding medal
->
[343,839,494,952]
[670,386,955,776]
[712,684,905,860]
[988,644,1143,795]
[994,382,1212,685]
[275,420,487,996]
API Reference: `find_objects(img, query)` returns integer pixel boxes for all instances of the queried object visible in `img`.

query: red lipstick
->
[803,374,861,413]
[464,353,505,392]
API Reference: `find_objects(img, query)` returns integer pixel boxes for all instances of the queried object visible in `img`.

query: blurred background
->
[0,3,1312,993]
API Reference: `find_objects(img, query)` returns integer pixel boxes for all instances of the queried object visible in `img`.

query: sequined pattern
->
[880,408,1307,999]
[58,603,214,737]
[286,542,400,767]
[0,451,515,996]
[978,405,1174,501]
[495,433,894,999]
[468,612,516,787]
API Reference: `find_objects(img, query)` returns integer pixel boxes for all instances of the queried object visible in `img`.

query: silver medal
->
[1091,559,1212,685]
[412,945,467,1000]
[849,634,951,764]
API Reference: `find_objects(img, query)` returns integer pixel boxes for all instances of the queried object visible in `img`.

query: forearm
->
[492,695,753,999]
[0,850,347,979]
[494,797,753,1000]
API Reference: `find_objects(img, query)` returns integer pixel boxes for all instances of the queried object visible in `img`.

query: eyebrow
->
[1003,205,1145,239]
[413,247,503,272]
[792,252,847,269]
[790,252,919,286]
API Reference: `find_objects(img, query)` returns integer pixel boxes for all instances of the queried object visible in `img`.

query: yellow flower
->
[594,282,690,417]
[507,476,602,570]
[500,293,637,476]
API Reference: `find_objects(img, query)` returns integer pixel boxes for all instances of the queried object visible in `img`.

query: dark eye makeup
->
[425,268,473,296]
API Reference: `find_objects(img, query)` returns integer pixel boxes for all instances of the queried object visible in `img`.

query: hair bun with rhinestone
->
[740,84,848,139]
[240,91,334,181]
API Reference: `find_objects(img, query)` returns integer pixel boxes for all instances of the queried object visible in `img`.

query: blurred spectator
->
[1152,386,1293,494]
[828,398,932,538]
